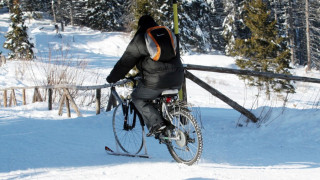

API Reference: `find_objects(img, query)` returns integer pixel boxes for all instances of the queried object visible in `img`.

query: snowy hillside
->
[1,13,320,180]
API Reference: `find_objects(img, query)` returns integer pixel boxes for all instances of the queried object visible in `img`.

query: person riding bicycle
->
[106,15,184,137]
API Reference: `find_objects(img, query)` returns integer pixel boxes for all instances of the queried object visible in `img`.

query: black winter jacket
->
[107,30,184,89]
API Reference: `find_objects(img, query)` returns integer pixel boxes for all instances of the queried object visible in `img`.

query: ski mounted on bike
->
[105,145,149,158]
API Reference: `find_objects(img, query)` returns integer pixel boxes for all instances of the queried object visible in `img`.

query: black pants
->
[131,83,166,130]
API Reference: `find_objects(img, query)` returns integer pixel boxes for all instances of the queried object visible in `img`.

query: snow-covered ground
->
[1,12,320,180]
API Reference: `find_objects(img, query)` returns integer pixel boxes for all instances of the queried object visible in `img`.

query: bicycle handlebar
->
[108,76,141,88]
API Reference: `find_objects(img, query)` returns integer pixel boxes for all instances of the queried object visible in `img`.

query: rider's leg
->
[131,83,165,131]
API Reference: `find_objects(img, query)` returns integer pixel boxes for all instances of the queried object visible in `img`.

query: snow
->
[1,12,320,180]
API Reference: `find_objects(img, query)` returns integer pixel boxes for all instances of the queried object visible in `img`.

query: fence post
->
[58,93,66,116]
[65,96,71,117]
[9,89,17,107]
[96,89,101,115]
[63,88,82,117]
[48,88,53,110]
[33,87,43,103]
[3,90,7,107]
[22,89,26,105]
[106,87,117,112]
[11,89,17,106]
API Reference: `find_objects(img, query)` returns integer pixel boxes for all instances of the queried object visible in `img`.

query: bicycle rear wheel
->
[166,110,203,165]
[112,103,144,154]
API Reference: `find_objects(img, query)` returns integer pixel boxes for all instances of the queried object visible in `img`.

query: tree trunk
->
[57,0,64,31]
[305,0,311,70]
[51,0,57,23]
[288,0,295,65]
[69,0,74,26]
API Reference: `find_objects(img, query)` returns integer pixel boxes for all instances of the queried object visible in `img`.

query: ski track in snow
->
[1,12,320,180]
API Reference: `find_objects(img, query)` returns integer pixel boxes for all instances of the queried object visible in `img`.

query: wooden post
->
[1,55,6,65]
[185,70,258,123]
[63,88,82,117]
[3,90,7,107]
[9,91,12,107]
[11,89,17,106]
[96,89,101,115]
[106,88,117,112]
[48,88,53,110]
[33,88,43,103]
[37,88,43,102]
[22,89,26,105]
[65,96,71,117]
[58,93,66,116]
[180,73,188,102]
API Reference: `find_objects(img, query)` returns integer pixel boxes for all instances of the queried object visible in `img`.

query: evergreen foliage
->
[20,0,50,12]
[3,4,34,60]
[86,0,125,31]
[179,0,211,52]
[231,0,294,96]
[131,0,161,30]
[223,0,249,55]
[309,0,320,69]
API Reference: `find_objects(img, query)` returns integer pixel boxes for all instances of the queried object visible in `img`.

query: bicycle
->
[108,77,203,165]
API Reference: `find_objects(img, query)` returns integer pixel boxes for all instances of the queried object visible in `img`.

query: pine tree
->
[131,0,160,30]
[209,0,226,51]
[3,4,34,60]
[180,0,210,52]
[21,0,50,12]
[86,0,125,31]
[308,0,320,69]
[157,0,172,27]
[223,0,249,55]
[231,0,294,96]
[177,0,221,53]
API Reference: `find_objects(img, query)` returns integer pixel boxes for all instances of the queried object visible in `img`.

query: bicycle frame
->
[110,86,123,105]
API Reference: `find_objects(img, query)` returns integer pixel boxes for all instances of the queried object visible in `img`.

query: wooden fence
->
[1,64,320,122]
[0,79,130,117]
[184,64,320,122]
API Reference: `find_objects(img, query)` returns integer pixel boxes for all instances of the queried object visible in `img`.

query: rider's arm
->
[107,34,146,83]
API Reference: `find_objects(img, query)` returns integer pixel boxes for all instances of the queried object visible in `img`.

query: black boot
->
[146,122,166,137]
[164,121,175,131]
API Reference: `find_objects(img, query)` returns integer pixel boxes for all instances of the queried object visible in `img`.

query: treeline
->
[1,0,319,70]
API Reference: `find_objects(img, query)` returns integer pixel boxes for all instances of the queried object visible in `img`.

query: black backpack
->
[145,26,177,62]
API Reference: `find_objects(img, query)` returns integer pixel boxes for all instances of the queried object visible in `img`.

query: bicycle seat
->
[161,89,179,96]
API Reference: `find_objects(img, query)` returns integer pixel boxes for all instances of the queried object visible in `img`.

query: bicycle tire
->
[112,103,144,154]
[166,110,203,165]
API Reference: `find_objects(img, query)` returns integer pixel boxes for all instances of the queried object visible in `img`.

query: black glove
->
[106,76,114,83]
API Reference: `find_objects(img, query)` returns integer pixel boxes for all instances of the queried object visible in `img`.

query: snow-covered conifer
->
[3,4,34,60]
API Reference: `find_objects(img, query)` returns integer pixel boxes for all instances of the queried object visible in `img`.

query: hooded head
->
[136,15,158,34]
